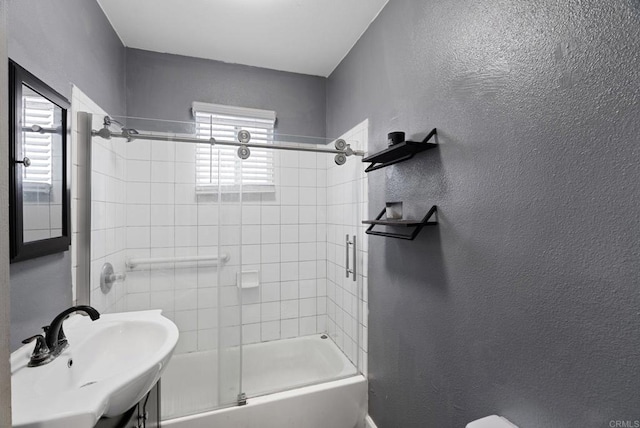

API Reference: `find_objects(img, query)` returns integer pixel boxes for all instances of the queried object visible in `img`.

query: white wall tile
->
[150,183,175,204]
[175,310,198,331]
[197,288,217,309]
[150,226,174,248]
[261,321,280,342]
[220,306,240,327]
[299,279,316,299]
[127,160,150,182]
[300,316,316,336]
[281,281,299,301]
[151,141,175,162]
[281,300,298,319]
[175,205,197,225]
[151,161,175,183]
[175,184,196,204]
[241,244,261,265]
[220,205,241,225]
[243,323,261,345]
[127,226,150,249]
[281,319,298,339]
[280,206,299,224]
[198,329,217,351]
[281,243,299,262]
[242,304,261,324]
[300,298,317,317]
[127,182,151,204]
[176,331,198,353]
[242,225,261,245]
[261,244,280,264]
[281,262,299,282]
[150,205,174,226]
[175,289,198,311]
[261,206,280,224]
[198,308,218,329]
[242,205,261,224]
[280,225,298,243]
[261,302,280,322]
[260,225,280,244]
[220,225,240,245]
[221,326,240,347]
[175,226,198,247]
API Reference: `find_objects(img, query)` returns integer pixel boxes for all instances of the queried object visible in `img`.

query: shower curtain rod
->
[91,127,365,157]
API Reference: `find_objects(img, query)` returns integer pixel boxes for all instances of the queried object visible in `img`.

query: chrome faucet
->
[22,305,100,367]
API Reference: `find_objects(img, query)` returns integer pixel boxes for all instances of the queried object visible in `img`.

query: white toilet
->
[466,415,519,428]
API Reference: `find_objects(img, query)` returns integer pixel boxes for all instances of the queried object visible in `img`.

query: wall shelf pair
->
[363,205,438,240]
[361,127,439,240]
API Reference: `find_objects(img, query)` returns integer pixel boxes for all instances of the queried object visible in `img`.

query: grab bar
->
[126,254,230,269]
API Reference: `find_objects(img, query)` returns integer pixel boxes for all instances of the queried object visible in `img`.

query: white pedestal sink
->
[11,310,179,428]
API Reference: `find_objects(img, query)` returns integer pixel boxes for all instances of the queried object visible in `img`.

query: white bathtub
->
[162,335,367,428]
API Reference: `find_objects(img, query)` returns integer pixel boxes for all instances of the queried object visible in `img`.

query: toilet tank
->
[466,415,519,428]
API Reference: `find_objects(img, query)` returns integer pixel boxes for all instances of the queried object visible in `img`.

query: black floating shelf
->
[363,205,438,240]
[362,128,437,173]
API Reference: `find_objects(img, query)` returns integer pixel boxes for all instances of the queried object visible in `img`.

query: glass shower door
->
[233,129,366,401]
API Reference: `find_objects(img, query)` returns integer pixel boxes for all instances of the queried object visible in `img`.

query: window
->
[22,88,56,191]
[193,102,276,194]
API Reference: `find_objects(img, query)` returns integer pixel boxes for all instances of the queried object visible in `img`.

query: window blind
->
[22,94,55,189]
[194,104,276,193]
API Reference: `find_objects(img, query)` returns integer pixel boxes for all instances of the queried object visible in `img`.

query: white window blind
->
[22,94,55,189]
[193,103,276,194]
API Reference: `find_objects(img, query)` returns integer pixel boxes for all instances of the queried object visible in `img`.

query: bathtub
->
[162,335,367,428]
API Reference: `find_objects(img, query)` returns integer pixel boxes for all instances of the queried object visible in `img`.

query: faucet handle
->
[56,326,68,351]
[22,334,52,367]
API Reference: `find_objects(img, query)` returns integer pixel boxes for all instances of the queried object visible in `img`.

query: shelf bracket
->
[364,205,438,240]
[364,154,414,173]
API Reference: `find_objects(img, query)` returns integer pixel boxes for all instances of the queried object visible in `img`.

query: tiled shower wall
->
[326,119,369,374]
[82,112,367,361]
[121,137,329,354]
[72,87,127,313]
[236,150,329,348]
[122,136,221,354]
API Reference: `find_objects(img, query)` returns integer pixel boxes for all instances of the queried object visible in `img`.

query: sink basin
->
[11,310,179,428]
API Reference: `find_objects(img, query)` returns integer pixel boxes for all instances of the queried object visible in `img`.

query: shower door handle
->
[345,234,357,281]
[351,235,357,281]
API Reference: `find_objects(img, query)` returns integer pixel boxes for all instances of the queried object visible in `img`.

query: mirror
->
[9,60,70,262]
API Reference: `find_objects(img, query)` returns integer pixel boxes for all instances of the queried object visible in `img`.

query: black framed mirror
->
[9,60,71,263]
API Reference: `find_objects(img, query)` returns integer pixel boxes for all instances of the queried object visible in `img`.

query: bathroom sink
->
[11,310,179,428]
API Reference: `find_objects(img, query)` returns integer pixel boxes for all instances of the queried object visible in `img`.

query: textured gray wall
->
[8,0,126,115]
[126,48,326,137]
[7,0,126,351]
[0,0,13,425]
[9,253,72,351]
[327,1,640,427]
